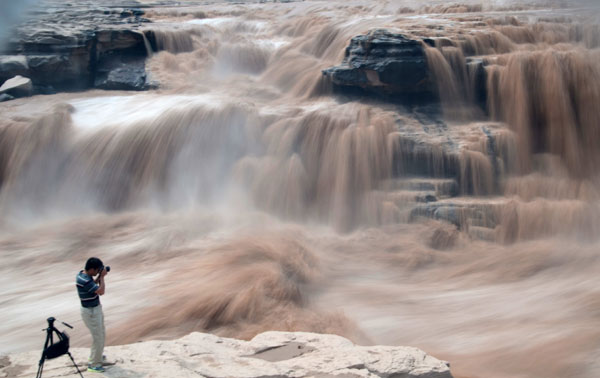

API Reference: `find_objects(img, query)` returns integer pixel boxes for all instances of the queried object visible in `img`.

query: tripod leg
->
[35,361,44,378]
[36,328,51,378]
[67,352,85,378]
[36,350,46,378]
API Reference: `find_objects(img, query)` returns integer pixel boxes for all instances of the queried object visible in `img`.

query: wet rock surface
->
[323,30,490,110]
[94,59,151,91]
[367,115,516,240]
[1,331,454,378]
[323,29,437,103]
[0,0,153,95]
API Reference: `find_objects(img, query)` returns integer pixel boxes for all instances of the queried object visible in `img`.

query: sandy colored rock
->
[0,331,452,378]
[0,75,32,97]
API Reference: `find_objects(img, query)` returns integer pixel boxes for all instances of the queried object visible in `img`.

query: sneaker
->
[87,365,105,373]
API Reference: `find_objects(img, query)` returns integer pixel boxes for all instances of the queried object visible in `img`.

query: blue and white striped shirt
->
[76,271,100,308]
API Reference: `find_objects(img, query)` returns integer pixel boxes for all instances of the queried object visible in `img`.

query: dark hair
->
[85,257,104,271]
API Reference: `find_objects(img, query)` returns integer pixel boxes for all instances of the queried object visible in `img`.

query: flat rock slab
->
[0,75,33,97]
[0,331,453,378]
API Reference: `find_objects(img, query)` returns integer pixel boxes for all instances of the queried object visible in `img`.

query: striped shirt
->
[76,271,100,308]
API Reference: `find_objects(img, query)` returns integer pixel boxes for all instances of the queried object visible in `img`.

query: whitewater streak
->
[0,1,599,378]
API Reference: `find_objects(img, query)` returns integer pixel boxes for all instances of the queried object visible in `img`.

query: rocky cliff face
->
[322,29,488,110]
[321,29,514,240]
[323,29,437,104]
[0,331,453,378]
[0,0,154,96]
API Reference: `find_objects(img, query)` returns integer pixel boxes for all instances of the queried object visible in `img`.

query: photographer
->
[75,257,109,373]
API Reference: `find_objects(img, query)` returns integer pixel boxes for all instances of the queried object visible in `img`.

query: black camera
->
[101,266,111,273]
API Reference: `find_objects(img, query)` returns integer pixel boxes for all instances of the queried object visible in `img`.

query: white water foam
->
[69,94,221,130]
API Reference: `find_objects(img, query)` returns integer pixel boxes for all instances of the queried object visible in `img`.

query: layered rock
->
[362,115,519,242]
[0,331,453,378]
[323,30,489,110]
[0,0,154,95]
[323,29,437,103]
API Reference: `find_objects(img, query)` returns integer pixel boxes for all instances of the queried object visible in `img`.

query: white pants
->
[80,305,105,366]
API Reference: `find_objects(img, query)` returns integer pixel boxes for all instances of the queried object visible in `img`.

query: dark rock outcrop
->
[410,198,507,242]
[0,94,14,102]
[0,56,28,77]
[0,1,154,96]
[94,59,150,91]
[323,29,437,103]
[323,29,490,111]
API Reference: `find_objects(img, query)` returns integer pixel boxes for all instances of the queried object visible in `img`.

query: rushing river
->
[1,1,599,377]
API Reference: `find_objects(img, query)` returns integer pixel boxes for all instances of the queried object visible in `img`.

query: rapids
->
[1,1,599,377]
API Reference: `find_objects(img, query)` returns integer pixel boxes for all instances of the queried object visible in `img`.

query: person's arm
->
[94,269,107,296]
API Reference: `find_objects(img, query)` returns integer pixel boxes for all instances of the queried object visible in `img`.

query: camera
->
[101,266,111,273]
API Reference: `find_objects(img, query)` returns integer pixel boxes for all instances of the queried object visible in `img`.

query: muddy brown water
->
[0,1,599,377]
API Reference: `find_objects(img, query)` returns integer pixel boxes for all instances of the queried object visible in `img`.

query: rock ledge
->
[323,29,437,103]
[1,331,453,378]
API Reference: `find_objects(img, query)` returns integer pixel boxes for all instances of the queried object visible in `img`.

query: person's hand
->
[100,268,108,278]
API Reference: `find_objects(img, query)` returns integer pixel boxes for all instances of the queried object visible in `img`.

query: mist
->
[1,1,599,378]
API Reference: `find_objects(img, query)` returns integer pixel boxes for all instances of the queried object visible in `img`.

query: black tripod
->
[36,317,84,378]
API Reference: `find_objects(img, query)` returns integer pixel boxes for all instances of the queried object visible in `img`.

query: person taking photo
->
[75,257,108,373]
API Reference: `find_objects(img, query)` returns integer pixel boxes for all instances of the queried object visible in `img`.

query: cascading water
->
[1,1,599,378]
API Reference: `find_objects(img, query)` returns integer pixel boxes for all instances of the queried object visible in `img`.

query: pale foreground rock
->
[0,75,33,98]
[0,331,453,378]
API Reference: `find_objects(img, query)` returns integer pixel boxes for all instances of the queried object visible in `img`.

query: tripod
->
[36,317,84,378]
